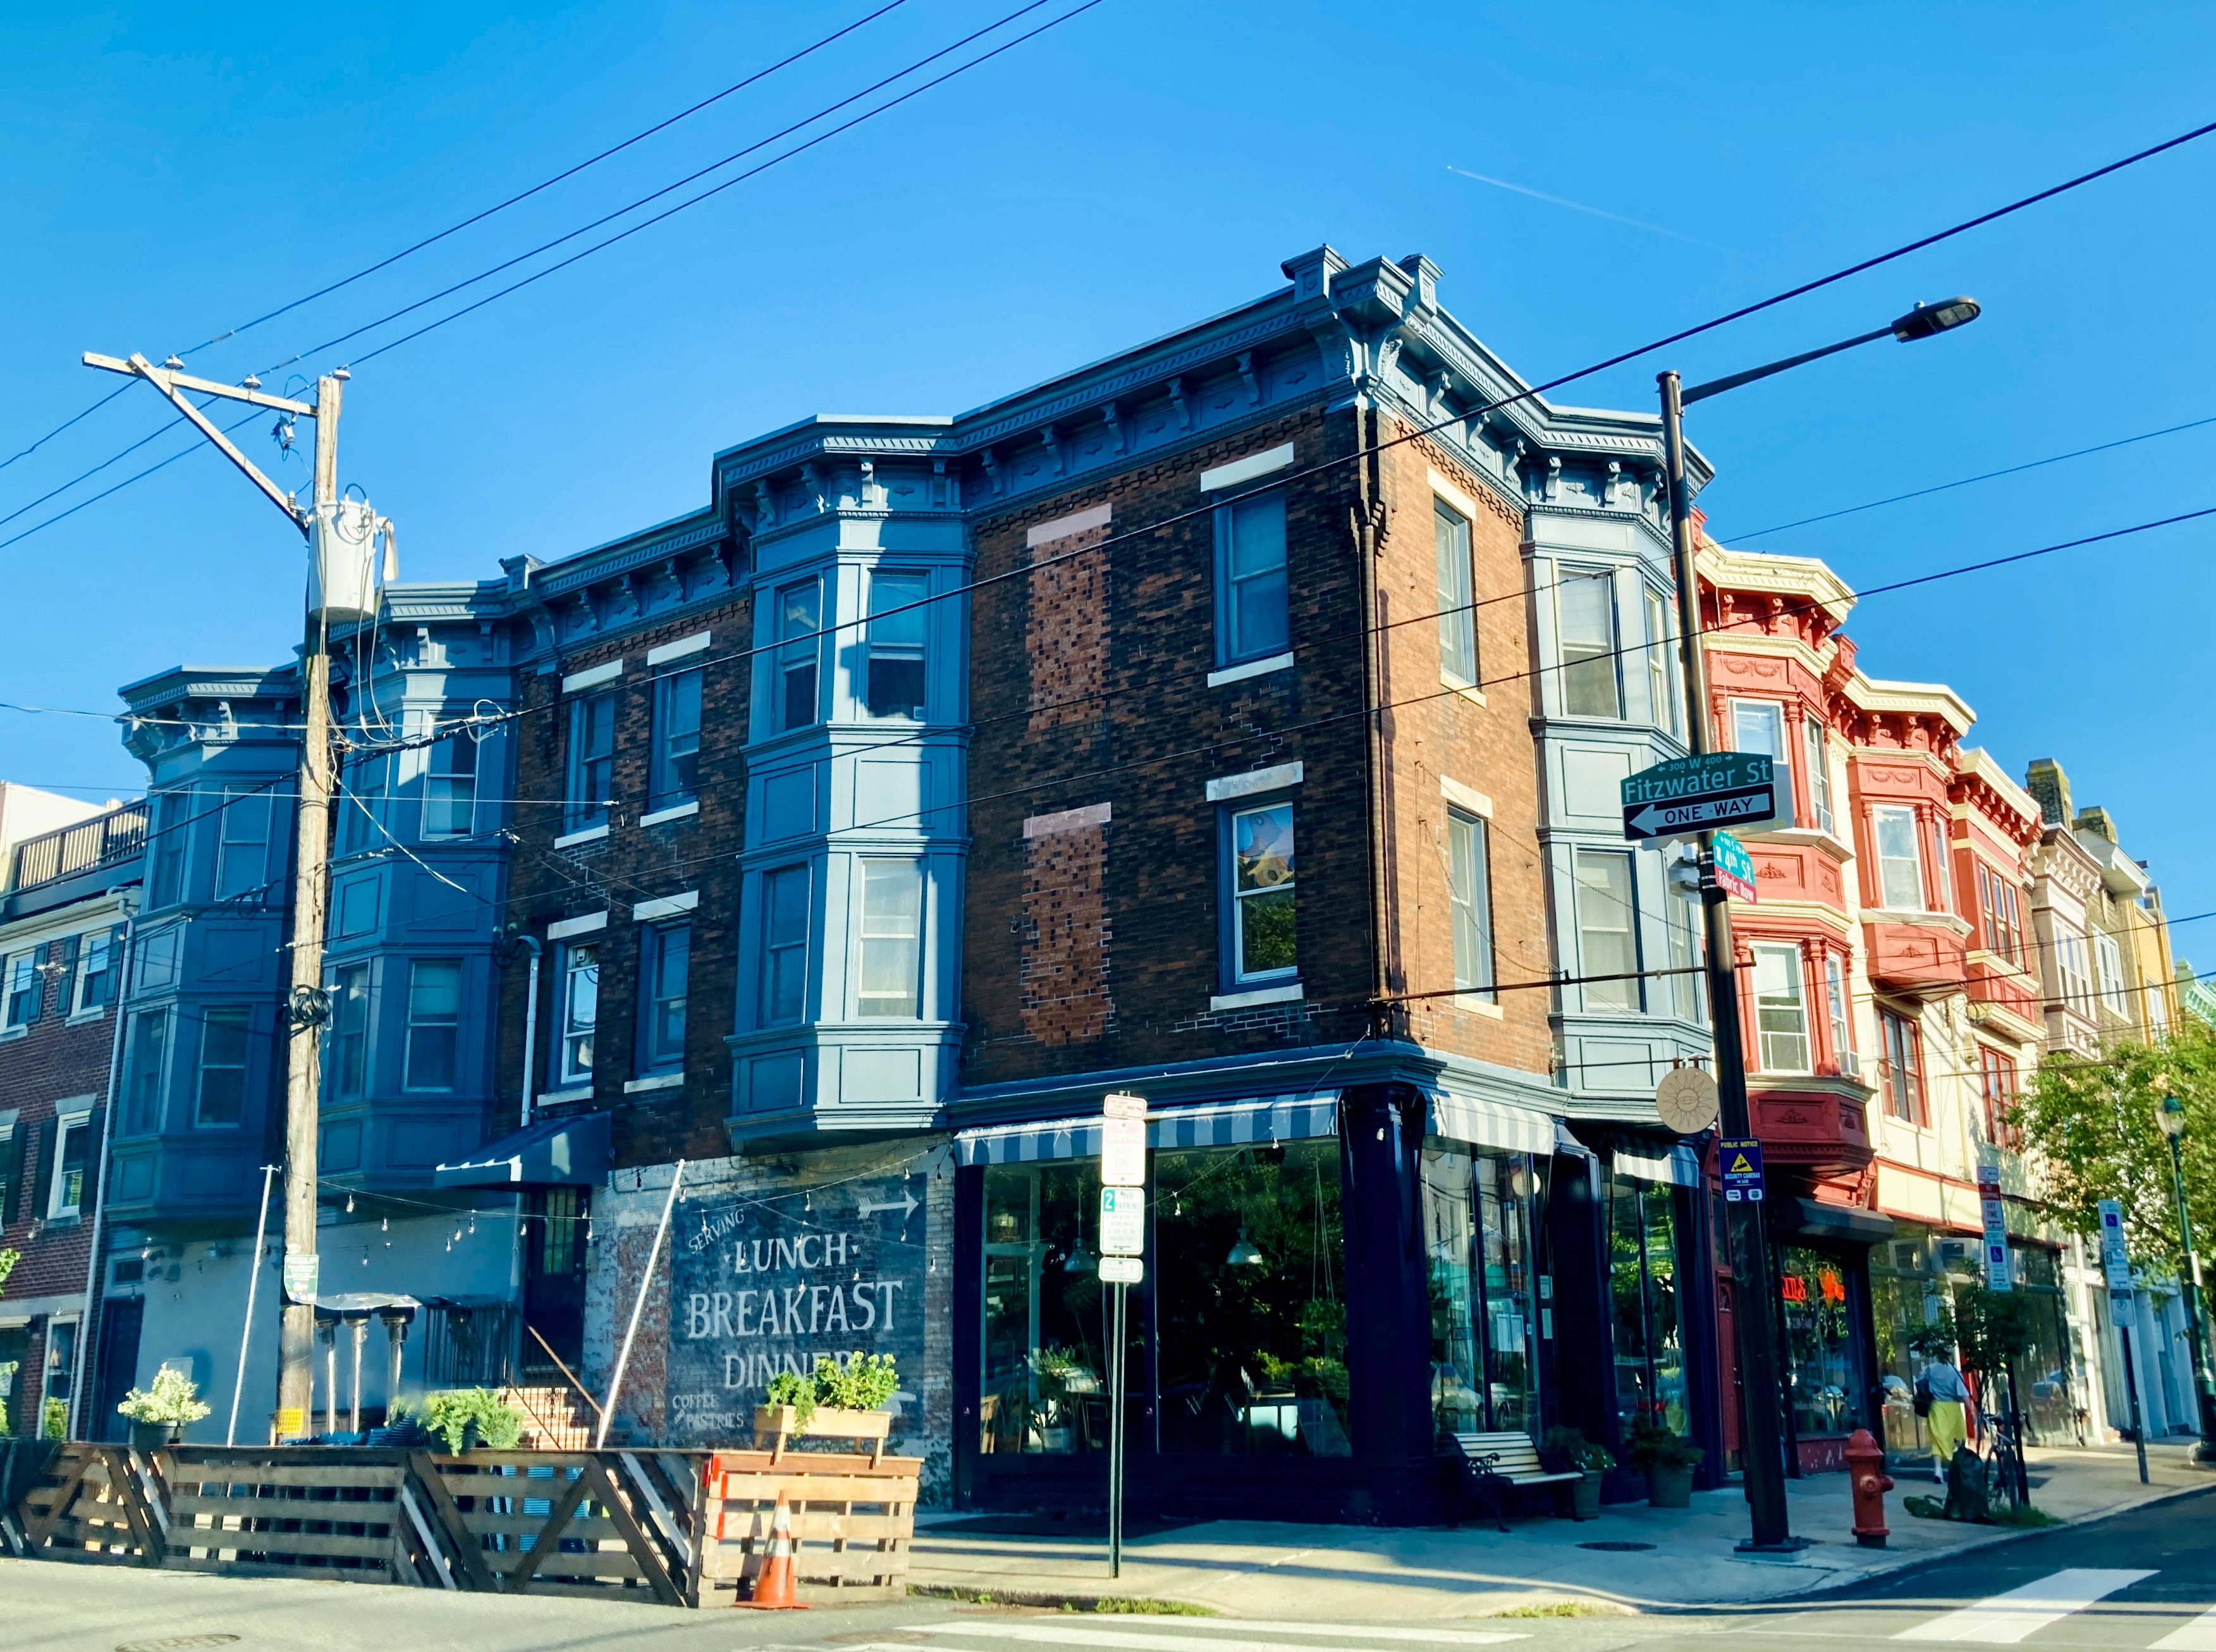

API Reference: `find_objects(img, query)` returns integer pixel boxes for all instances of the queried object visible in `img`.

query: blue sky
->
[4,1,2213,934]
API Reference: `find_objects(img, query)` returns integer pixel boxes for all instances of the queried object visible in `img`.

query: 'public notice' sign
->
[664,1173,926,1443]
[1719,1137,1766,1203]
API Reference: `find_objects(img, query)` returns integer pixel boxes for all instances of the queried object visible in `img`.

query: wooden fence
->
[2,1440,916,1609]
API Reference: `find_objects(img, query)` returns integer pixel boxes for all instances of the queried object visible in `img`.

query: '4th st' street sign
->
[1622,752,1779,841]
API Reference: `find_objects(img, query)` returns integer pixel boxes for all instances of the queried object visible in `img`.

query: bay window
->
[195,1006,250,1125]
[1574,850,1638,1011]
[760,866,811,1025]
[404,959,462,1091]
[1558,571,1620,718]
[866,571,929,719]
[1804,716,1835,835]
[776,580,822,731]
[857,860,924,1017]
[1880,1008,1925,1123]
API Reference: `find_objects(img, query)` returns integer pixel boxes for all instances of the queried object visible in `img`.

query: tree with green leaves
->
[2009,1018,2216,1276]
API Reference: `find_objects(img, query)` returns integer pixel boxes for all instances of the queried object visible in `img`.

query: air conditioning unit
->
[1835,1049,1861,1080]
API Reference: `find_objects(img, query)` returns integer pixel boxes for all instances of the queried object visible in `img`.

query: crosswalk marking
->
[891,1623,1522,1652]
[1894,1569,2157,1644]
[2152,1607,2216,1651]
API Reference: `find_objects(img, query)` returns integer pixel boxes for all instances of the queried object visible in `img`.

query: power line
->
[343,0,1103,370]
[1718,410,2216,541]
[174,1,914,366]
[0,382,132,480]
[0,400,277,554]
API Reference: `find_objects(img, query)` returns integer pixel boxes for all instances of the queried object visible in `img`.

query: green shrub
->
[417,1388,525,1453]
[1623,1418,1704,1471]
[816,1351,898,1411]
[41,1397,66,1440]
[116,1366,212,1428]
[1541,1426,1617,1472]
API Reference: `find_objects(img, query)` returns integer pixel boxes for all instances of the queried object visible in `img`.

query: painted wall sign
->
[663,1172,926,1444]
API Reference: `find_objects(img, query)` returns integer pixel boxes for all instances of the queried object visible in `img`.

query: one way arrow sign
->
[1622,752,1780,843]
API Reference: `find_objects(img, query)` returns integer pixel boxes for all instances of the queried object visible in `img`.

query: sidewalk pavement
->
[909,1443,2215,1617]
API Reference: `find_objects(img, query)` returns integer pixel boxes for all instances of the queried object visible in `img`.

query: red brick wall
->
[496,595,751,1169]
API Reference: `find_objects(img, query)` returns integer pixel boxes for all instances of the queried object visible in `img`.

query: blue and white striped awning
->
[955,1092,1340,1167]
[1613,1141,1703,1187]
[1426,1089,1558,1156]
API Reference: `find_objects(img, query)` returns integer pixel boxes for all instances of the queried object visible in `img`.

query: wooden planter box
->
[699,1447,917,1604]
[752,1404,893,1464]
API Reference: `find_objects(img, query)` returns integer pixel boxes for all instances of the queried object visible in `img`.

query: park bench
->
[1452,1431,1581,1531]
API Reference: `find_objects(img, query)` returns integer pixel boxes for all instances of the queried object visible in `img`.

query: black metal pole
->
[2165,1132,2216,1460]
[2118,1322,2150,1485]
[1660,370,1800,1552]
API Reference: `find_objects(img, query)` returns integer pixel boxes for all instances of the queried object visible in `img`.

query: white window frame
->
[1572,848,1639,1012]
[1556,568,1621,719]
[556,941,600,1086]
[3,951,38,1031]
[1825,953,1851,1067]
[1227,799,1298,987]
[47,1104,94,1220]
[1804,716,1835,836]
[1435,500,1477,685]
[71,928,118,1017]
[855,859,926,1017]
[1445,808,1493,1000]
[1729,699,1791,800]
[1752,943,1811,1075]
[1644,588,1679,735]
[2094,932,2127,1014]
[1870,804,1925,910]
[423,728,479,838]
[2057,929,2093,1011]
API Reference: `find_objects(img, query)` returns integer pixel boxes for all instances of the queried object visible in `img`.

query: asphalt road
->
[7,1489,2212,1652]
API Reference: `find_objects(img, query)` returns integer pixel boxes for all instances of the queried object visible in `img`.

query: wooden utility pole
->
[85,351,349,1439]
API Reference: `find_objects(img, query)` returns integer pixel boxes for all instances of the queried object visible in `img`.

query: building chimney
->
[2024,758,2071,826]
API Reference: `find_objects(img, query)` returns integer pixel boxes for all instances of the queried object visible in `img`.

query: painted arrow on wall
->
[857,1191,919,1220]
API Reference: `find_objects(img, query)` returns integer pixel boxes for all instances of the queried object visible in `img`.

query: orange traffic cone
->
[733,1488,809,1610]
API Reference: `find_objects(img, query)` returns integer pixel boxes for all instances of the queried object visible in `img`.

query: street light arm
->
[1681,325,1894,405]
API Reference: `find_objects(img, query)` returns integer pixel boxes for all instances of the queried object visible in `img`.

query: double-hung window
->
[2057,929,2092,1011]
[196,1006,250,1125]
[639,923,690,1071]
[216,786,272,900]
[1880,1008,1924,1123]
[1435,503,1477,683]
[149,789,188,905]
[866,571,929,719]
[565,692,615,831]
[558,943,599,1085]
[3,953,39,1030]
[1929,817,1954,914]
[1644,590,1678,734]
[857,860,924,1016]
[338,754,387,854]
[1227,802,1297,984]
[124,1009,168,1133]
[2094,933,2127,1015]
[649,667,703,811]
[1446,810,1493,1000]
[776,580,822,732]
[404,960,461,1090]
[1667,881,1703,1022]
[1979,865,2025,965]
[1804,718,1835,835]
[1573,849,1638,1011]
[329,964,370,1100]
[1825,954,1852,1067]
[761,866,811,1025]
[1215,490,1289,666]
[47,1115,90,1219]
[74,927,121,1014]
[1558,572,1620,718]
[1729,699,1789,813]
[1752,943,1810,1074]
[1870,805,1924,910]
[424,733,478,837]
[1980,1047,2019,1146]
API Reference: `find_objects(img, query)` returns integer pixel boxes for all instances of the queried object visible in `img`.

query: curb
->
[907,1584,1220,1616]
[1769,1478,2216,1607]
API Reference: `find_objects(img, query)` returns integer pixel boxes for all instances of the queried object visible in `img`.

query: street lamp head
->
[2158,1093,2188,1140]
[1892,297,1981,342]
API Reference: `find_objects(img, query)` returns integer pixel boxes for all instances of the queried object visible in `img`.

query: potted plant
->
[417,1388,526,1453]
[1542,1426,1617,1520]
[116,1366,212,1449]
[1625,1418,1704,1508]
[756,1354,901,1458]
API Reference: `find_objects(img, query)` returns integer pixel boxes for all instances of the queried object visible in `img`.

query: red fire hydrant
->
[1846,1427,1894,1548]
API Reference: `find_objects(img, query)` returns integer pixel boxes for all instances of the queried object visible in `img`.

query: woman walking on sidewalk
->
[1917,1352,1971,1482]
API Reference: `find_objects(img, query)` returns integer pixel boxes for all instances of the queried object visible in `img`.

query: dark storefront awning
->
[955,1092,1340,1166]
[433,1110,611,1187]
[1775,1196,1896,1247]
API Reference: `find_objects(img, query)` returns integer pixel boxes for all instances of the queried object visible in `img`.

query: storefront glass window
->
[1422,1146,1540,1440]
[981,1161,1115,1455]
[1154,1141,1351,1457]
[2009,1242,2078,1443]
[1606,1170,1687,1436]
[1870,1231,1940,1458]
[1779,1244,1859,1436]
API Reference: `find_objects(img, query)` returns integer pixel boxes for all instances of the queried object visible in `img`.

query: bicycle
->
[1978,1410,2026,1512]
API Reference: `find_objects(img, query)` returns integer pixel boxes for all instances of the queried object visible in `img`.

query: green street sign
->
[1622,752,1779,841]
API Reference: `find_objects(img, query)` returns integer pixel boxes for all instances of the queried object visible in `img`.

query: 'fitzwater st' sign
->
[1622,752,1778,841]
